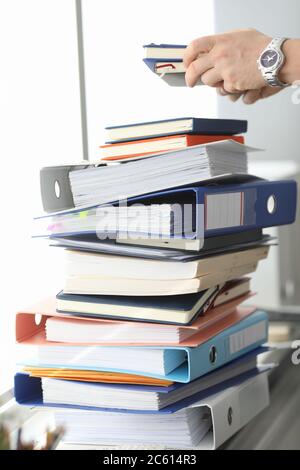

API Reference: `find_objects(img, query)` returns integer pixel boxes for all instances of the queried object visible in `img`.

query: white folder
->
[54,372,270,450]
[191,371,270,450]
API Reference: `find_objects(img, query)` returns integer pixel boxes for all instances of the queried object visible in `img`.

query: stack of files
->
[16,305,270,400]
[100,134,245,162]
[143,43,199,87]
[16,286,269,400]
[15,113,297,450]
[47,372,271,449]
[100,119,245,161]
[68,139,251,209]
[15,281,253,343]
[15,362,271,449]
[54,277,251,325]
[16,302,271,449]
[59,246,270,296]
[70,140,254,208]
[40,117,250,214]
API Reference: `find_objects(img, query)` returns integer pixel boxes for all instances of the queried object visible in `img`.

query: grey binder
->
[40,164,90,213]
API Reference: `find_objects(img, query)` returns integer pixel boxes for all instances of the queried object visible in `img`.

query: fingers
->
[243,89,261,104]
[243,87,281,104]
[223,81,240,94]
[228,93,243,102]
[200,68,223,87]
[217,86,243,102]
[217,86,228,96]
[185,55,213,87]
[183,36,216,68]
[217,86,282,105]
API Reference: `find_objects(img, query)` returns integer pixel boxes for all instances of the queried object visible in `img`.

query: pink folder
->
[16,294,255,347]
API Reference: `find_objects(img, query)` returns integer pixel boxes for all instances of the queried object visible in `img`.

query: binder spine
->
[40,165,90,213]
[186,311,268,382]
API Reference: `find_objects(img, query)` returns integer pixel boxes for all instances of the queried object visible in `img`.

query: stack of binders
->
[15,116,297,450]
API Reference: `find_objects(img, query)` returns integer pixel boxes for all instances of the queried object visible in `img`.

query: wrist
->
[279,39,300,84]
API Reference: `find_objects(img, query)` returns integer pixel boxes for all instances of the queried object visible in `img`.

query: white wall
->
[214,0,300,162]
[81,0,216,161]
[0,0,82,393]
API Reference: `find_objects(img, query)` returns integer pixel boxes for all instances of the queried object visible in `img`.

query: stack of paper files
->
[39,117,249,213]
[16,371,270,449]
[48,372,271,449]
[15,115,297,450]
[60,246,269,296]
[71,139,251,208]
[100,117,246,161]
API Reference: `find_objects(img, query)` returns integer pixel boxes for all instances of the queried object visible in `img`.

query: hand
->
[183,28,271,92]
[217,85,282,105]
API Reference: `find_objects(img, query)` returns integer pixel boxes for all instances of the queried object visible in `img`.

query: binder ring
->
[54,180,61,199]
[227,406,233,425]
[267,194,277,214]
[209,345,217,364]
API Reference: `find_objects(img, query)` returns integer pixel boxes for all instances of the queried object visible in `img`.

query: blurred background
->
[214,0,300,311]
[0,0,300,397]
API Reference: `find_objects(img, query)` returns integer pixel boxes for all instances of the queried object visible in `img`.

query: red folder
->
[100,134,245,161]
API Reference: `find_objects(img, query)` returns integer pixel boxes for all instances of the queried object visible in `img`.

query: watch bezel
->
[258,47,284,72]
[257,38,289,87]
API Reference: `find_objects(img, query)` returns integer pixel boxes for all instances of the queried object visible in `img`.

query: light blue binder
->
[19,311,268,383]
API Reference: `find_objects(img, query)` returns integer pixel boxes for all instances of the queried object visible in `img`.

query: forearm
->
[279,39,300,84]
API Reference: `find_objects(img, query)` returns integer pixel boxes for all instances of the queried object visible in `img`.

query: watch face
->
[260,50,279,68]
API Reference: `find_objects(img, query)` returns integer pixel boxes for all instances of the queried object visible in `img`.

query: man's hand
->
[183,28,283,103]
[217,83,282,104]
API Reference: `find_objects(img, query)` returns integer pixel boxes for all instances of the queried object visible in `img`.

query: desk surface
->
[222,328,300,450]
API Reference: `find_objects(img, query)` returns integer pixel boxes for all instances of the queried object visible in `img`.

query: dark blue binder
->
[105,117,248,143]
[126,178,297,239]
[36,179,297,240]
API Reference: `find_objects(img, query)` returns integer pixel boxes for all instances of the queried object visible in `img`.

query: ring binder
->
[39,163,107,213]
[40,165,87,212]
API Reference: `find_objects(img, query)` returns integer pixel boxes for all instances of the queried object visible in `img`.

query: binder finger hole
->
[227,406,233,425]
[54,180,61,199]
[209,345,217,364]
[35,314,42,325]
[267,194,276,214]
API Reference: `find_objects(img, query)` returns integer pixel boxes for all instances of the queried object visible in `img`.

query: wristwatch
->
[257,37,290,87]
